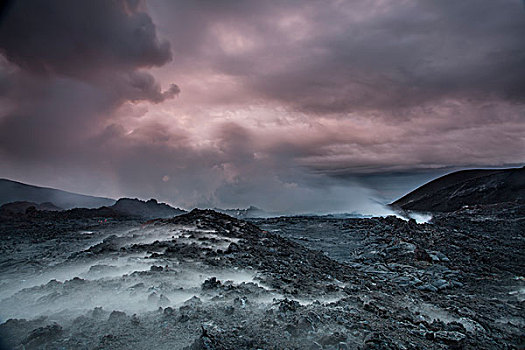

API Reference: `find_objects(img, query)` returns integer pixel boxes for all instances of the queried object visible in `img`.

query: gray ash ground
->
[0,206,524,349]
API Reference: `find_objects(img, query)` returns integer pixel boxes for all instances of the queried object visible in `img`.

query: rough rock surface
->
[0,205,523,349]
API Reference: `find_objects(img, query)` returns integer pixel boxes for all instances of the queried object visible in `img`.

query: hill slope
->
[0,201,63,214]
[0,178,115,209]
[391,167,525,212]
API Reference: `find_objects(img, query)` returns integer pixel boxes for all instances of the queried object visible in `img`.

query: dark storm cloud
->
[0,0,179,160]
[152,0,525,113]
[0,73,111,158]
[144,0,525,188]
[0,0,178,110]
[0,0,523,212]
[118,72,180,103]
[0,0,171,77]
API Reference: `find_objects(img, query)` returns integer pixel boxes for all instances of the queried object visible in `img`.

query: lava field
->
[0,206,524,349]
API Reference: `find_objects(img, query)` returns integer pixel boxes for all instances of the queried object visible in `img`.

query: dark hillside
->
[391,167,525,212]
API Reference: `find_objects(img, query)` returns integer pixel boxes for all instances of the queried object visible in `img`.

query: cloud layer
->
[0,0,524,212]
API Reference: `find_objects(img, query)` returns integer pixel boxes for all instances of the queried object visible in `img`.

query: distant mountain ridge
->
[0,179,187,219]
[111,198,186,219]
[0,178,115,209]
[391,166,525,212]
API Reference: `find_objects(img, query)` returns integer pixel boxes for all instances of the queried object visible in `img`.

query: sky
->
[0,0,524,213]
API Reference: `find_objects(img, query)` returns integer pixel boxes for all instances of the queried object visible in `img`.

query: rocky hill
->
[0,198,186,220]
[391,166,525,212]
[111,198,186,219]
[0,178,115,209]
[0,179,186,219]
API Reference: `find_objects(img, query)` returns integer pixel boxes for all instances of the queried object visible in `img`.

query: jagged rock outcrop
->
[110,198,186,219]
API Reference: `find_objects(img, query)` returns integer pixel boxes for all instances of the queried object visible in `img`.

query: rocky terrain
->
[109,198,186,219]
[0,198,186,221]
[0,201,63,214]
[0,167,524,349]
[0,200,523,349]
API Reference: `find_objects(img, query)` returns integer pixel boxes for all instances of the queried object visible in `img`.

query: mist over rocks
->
[0,197,523,349]
[0,167,523,347]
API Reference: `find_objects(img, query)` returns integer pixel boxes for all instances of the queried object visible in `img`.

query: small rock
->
[435,251,450,261]
[277,298,300,313]
[179,314,190,323]
[92,307,105,319]
[131,314,140,325]
[417,284,438,292]
[429,254,441,262]
[22,324,62,348]
[184,296,203,307]
[450,280,464,288]
[226,243,240,253]
[108,310,127,322]
[163,307,174,316]
[202,277,221,290]
[434,331,466,345]
[234,296,249,308]
[414,247,432,262]
[431,279,449,290]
